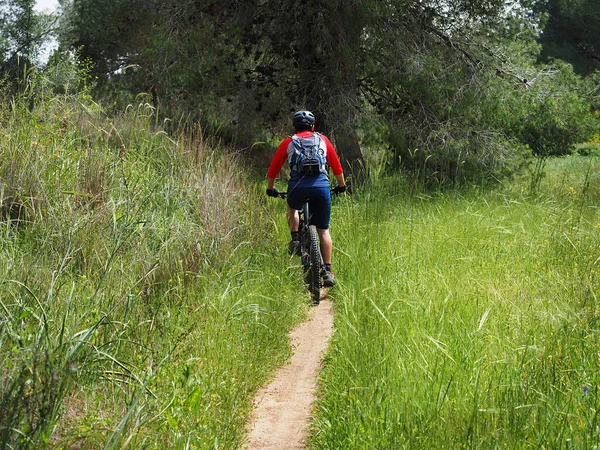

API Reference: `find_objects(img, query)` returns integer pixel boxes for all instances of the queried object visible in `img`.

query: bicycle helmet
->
[292,110,315,130]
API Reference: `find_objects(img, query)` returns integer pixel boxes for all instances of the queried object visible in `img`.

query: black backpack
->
[290,132,327,176]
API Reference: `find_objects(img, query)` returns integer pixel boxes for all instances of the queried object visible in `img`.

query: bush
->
[498,60,598,157]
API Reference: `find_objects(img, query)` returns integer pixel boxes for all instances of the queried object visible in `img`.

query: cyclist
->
[266,110,346,287]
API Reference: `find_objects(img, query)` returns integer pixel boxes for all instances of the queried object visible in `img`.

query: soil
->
[243,295,335,450]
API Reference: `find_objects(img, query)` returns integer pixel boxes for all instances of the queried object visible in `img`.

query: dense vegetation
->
[1,83,599,447]
[537,0,600,75]
[1,0,599,448]
[0,77,314,448]
[313,157,600,448]
[2,0,600,182]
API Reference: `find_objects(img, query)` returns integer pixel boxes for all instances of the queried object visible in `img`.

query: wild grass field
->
[1,88,599,449]
[0,92,312,449]
[311,156,600,448]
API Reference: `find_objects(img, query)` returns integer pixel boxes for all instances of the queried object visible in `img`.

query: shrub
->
[499,60,598,158]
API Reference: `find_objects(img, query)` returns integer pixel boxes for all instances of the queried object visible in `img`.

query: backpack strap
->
[313,133,327,174]
[290,134,303,173]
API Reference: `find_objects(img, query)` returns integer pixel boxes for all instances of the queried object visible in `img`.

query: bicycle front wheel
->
[306,225,321,305]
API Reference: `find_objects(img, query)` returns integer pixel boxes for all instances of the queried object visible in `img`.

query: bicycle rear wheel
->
[305,225,321,305]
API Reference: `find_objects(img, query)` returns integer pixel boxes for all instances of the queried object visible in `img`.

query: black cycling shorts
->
[287,185,331,229]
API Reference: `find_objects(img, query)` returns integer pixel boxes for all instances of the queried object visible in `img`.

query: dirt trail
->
[244,296,334,450]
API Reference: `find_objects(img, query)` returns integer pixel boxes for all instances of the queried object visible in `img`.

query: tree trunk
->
[295,1,366,184]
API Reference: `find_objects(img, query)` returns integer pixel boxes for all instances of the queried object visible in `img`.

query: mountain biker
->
[266,110,346,287]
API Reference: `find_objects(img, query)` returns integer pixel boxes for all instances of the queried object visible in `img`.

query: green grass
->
[311,156,600,448]
[0,91,311,449]
[3,78,600,449]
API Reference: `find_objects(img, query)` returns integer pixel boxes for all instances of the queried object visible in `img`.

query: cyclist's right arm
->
[267,138,292,197]
[266,137,292,181]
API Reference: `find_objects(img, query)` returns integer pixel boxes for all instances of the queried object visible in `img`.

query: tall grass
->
[1,77,309,448]
[311,155,600,448]
[5,69,599,449]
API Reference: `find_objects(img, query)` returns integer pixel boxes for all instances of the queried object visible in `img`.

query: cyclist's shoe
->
[322,270,336,287]
[287,240,301,256]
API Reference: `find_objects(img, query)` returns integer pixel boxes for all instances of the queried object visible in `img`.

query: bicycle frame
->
[277,192,324,305]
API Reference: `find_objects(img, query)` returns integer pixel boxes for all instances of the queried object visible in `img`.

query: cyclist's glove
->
[266,188,280,197]
[333,184,347,194]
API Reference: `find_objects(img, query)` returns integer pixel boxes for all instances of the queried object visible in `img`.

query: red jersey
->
[267,130,343,180]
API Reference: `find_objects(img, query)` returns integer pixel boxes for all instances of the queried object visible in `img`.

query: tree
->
[59,0,155,79]
[230,0,370,180]
[1,0,55,88]
[536,0,600,74]
[60,0,596,185]
[217,0,513,182]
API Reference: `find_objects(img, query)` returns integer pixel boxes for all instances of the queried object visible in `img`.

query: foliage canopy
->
[5,0,600,184]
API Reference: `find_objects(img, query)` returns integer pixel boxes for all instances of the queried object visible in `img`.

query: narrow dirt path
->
[243,296,334,450]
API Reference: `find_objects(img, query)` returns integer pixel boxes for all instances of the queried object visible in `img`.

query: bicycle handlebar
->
[275,188,343,199]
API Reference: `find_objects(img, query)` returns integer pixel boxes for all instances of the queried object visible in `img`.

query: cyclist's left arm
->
[323,135,343,176]
[334,173,346,189]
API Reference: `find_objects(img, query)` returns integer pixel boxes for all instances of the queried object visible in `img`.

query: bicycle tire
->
[300,223,311,273]
[306,225,321,305]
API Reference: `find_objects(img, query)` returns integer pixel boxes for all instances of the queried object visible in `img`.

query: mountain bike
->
[276,191,329,305]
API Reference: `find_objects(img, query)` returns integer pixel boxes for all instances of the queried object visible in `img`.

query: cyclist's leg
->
[317,228,332,265]
[300,186,336,286]
[286,186,304,233]
[310,187,332,265]
[286,190,303,255]
[318,227,336,286]
[286,206,299,233]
